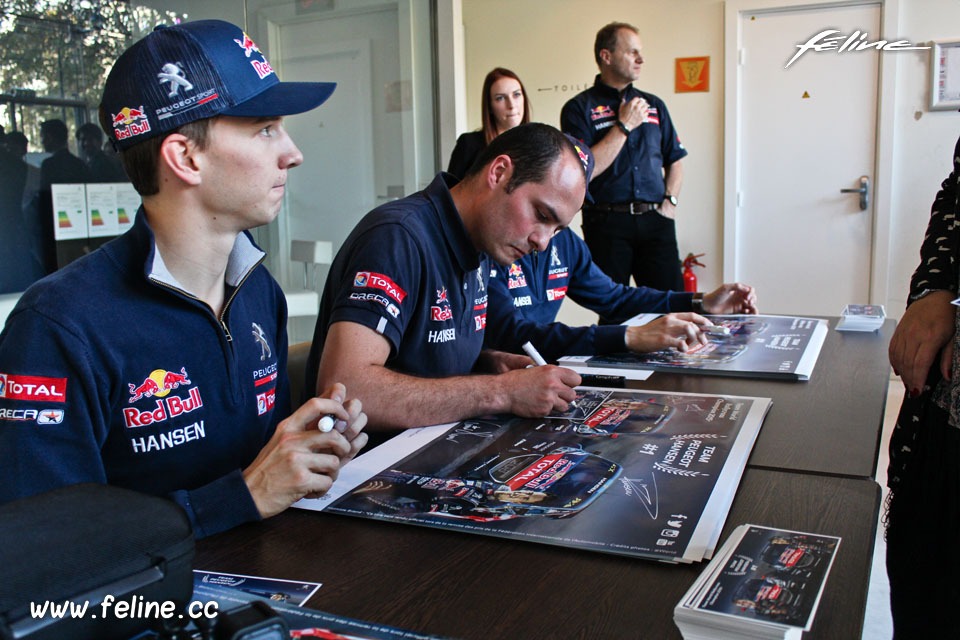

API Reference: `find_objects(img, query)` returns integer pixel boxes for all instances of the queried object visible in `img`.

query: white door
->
[734,3,879,315]
[277,34,378,252]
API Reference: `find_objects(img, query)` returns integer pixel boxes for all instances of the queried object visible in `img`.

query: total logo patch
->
[257,388,276,416]
[354,272,407,303]
[0,373,67,402]
[546,287,568,301]
[474,313,486,331]
[0,408,64,424]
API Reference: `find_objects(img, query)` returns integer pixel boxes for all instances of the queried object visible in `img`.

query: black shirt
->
[447,130,487,180]
[306,173,491,397]
[561,75,687,205]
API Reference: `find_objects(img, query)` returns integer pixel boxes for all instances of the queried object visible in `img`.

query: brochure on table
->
[675,524,840,639]
[296,387,772,564]
[192,577,448,639]
[559,314,828,381]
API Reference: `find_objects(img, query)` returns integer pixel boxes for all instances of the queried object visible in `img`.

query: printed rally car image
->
[759,534,834,572]
[549,399,675,436]
[643,339,748,367]
[351,447,621,523]
[732,576,803,622]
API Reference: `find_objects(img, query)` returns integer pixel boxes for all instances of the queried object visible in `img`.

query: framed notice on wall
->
[930,39,960,110]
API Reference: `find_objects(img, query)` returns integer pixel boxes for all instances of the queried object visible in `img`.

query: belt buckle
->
[629,202,637,215]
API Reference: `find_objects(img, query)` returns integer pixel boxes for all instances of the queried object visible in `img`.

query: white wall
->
[460,0,725,326]
[886,0,960,314]
[460,0,957,325]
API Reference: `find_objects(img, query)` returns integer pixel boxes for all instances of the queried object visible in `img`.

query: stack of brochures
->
[835,304,885,332]
[674,524,840,639]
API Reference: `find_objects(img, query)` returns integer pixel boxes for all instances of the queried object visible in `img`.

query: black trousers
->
[886,400,960,638]
[581,208,684,292]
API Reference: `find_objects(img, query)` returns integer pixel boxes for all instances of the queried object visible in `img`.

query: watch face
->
[667,196,678,206]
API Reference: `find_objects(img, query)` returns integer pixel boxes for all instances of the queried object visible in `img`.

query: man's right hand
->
[625,312,713,353]
[618,97,649,131]
[242,383,367,519]
[497,365,581,417]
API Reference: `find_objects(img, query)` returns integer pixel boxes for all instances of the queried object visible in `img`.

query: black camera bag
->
[0,483,194,640]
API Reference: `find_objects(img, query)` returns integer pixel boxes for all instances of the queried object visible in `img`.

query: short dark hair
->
[76,122,103,144]
[480,67,531,145]
[594,22,638,67]
[40,119,68,147]
[98,104,212,196]
[463,122,578,193]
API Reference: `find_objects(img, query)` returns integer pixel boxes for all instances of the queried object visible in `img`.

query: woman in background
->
[447,67,531,179]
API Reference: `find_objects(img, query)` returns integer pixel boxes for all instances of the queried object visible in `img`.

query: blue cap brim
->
[221,81,336,117]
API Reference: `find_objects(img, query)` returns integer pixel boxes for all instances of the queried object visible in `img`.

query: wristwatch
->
[665,194,678,207]
[691,292,705,313]
[615,120,631,136]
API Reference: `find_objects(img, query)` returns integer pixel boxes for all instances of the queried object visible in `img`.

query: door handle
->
[840,175,870,210]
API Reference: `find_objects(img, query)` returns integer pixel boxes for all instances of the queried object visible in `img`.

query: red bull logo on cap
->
[234,32,261,58]
[233,32,274,80]
[112,106,151,142]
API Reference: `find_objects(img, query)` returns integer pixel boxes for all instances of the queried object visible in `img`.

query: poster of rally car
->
[693,525,839,628]
[297,388,771,563]
[558,314,828,380]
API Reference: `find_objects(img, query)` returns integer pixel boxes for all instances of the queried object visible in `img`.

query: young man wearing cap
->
[306,123,584,432]
[0,20,367,537]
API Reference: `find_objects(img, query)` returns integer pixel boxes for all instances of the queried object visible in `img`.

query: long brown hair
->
[480,67,531,145]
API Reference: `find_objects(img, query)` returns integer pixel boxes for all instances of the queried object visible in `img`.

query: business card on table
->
[192,570,321,607]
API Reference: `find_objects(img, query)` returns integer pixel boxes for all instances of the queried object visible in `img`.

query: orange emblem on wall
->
[675,56,710,93]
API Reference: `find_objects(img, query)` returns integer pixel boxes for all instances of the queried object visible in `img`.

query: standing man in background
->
[562,22,687,292]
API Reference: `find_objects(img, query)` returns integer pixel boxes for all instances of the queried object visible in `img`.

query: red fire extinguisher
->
[682,253,706,293]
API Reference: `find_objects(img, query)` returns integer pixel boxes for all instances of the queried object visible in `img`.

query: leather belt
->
[584,201,660,215]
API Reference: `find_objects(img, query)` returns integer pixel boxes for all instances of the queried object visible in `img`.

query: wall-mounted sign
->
[675,56,710,93]
[931,39,960,111]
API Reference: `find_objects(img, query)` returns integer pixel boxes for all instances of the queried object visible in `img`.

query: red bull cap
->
[100,19,335,150]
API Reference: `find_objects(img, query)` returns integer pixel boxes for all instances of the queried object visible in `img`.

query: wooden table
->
[196,316,893,638]
[196,469,880,640]
[631,318,894,478]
